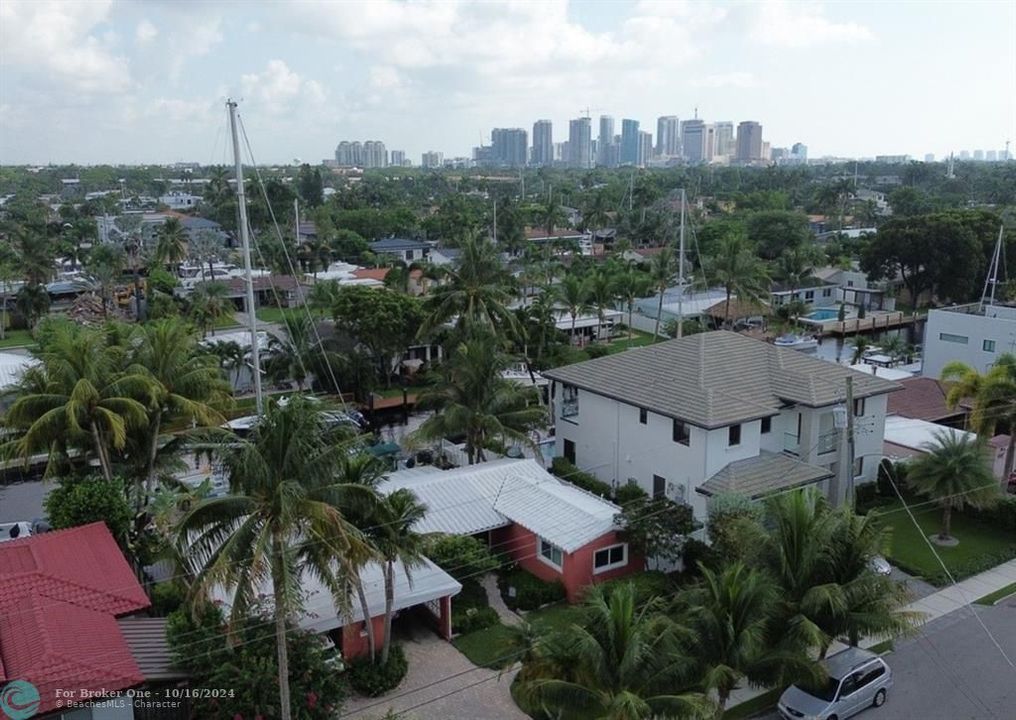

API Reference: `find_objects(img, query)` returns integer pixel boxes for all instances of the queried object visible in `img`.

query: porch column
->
[439,595,453,640]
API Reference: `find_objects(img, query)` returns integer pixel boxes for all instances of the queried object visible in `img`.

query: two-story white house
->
[543,331,900,520]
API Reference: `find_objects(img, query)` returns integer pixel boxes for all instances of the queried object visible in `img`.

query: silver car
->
[778,647,892,720]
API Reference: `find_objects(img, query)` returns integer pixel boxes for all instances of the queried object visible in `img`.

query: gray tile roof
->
[543,331,900,428]
[697,450,832,498]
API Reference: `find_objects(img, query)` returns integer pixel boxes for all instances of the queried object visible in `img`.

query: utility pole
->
[676,188,686,339]
[492,199,498,245]
[228,99,263,415]
[293,198,300,247]
[845,376,856,506]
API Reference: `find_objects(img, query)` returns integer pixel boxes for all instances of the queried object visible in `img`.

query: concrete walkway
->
[905,557,1016,622]
[481,573,523,627]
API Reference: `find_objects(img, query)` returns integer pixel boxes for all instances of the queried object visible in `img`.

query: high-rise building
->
[713,122,735,157]
[568,117,592,169]
[598,115,616,167]
[421,151,443,168]
[532,120,553,167]
[656,116,680,157]
[620,119,640,165]
[637,130,653,167]
[735,121,763,164]
[390,150,407,166]
[973,149,985,161]
[335,141,363,166]
[362,141,388,168]
[491,128,528,167]
[791,143,808,162]
[705,124,716,162]
[681,119,707,163]
[924,153,936,163]
[986,150,998,162]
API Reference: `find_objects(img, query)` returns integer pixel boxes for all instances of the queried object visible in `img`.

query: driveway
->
[341,623,528,720]
[0,479,50,524]
[760,600,1016,720]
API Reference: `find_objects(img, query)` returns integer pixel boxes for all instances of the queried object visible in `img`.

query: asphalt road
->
[761,600,1016,720]
[0,479,50,524]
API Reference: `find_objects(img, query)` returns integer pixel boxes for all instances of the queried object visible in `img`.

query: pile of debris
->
[67,293,128,324]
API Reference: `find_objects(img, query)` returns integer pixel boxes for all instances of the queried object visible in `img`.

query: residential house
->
[814,266,895,312]
[543,332,900,520]
[379,459,639,602]
[883,415,1008,481]
[922,303,1016,378]
[368,238,431,263]
[0,523,179,719]
[223,274,308,310]
[886,377,971,428]
[770,276,838,310]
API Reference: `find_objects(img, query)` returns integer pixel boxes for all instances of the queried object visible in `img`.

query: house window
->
[404,250,413,261]
[984,339,997,352]
[822,288,832,297]
[939,333,968,345]
[728,424,741,447]
[672,420,690,445]
[761,416,772,434]
[652,474,666,499]
[593,543,628,573]
[805,290,815,300]
[539,538,563,569]
[561,384,579,418]
[854,397,866,417]
[639,408,648,424]
[563,439,576,465]
[853,456,865,478]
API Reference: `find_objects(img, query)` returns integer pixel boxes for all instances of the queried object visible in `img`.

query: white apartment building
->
[922,303,1016,378]
[544,332,898,520]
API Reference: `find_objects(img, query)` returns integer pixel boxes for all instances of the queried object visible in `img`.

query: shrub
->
[585,343,609,359]
[965,495,1016,533]
[680,537,718,575]
[613,481,647,505]
[347,645,408,697]
[426,534,498,582]
[499,569,566,611]
[550,457,612,498]
[877,458,910,498]
[854,482,879,512]
[149,580,187,616]
[598,571,671,603]
[44,475,132,541]
[454,605,501,634]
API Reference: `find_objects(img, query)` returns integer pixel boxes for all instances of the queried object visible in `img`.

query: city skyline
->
[1,1,1014,164]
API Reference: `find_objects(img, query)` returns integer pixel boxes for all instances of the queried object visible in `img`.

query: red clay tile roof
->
[887,377,970,422]
[0,523,150,714]
[352,268,390,282]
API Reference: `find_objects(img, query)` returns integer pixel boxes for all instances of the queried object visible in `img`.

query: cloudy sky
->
[1,0,1013,165]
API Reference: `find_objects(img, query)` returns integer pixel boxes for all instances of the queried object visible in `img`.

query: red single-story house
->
[0,522,152,718]
[380,459,640,602]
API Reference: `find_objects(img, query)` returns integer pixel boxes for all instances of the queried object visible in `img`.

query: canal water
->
[811,325,923,365]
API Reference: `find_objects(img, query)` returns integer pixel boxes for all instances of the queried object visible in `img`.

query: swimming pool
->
[806,308,839,321]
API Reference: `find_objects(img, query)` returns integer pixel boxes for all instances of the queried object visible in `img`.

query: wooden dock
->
[820,311,924,337]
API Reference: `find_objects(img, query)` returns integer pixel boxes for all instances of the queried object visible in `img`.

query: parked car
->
[868,554,892,576]
[778,647,892,720]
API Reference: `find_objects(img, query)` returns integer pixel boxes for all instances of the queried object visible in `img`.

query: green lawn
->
[254,306,295,324]
[872,500,1016,585]
[605,330,656,354]
[212,312,240,329]
[452,601,582,669]
[975,581,1016,606]
[0,329,34,348]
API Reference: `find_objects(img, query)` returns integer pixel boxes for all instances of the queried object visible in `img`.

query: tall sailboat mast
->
[227,99,264,415]
[676,188,686,338]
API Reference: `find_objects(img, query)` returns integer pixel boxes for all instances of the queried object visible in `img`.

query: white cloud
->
[0,0,131,94]
[693,72,758,89]
[240,60,327,116]
[752,1,874,49]
[369,66,403,90]
[135,19,157,45]
[167,15,223,81]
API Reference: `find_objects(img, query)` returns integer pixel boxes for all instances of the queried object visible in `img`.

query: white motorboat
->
[774,334,819,351]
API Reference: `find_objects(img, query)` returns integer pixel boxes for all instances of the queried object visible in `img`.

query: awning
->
[697,450,832,499]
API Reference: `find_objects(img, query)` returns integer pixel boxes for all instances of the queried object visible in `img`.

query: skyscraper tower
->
[637,131,653,167]
[532,119,553,167]
[491,128,528,167]
[568,117,592,169]
[620,119,640,165]
[656,116,680,157]
[713,121,735,157]
[735,121,763,164]
[598,115,615,167]
[681,119,706,163]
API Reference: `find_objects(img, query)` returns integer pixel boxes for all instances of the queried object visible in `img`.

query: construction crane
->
[578,107,605,119]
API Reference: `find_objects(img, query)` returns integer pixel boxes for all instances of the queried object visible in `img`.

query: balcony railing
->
[785,430,839,456]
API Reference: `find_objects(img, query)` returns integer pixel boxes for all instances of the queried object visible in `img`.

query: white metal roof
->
[379,459,622,553]
[847,363,914,381]
[0,352,36,390]
[883,415,974,452]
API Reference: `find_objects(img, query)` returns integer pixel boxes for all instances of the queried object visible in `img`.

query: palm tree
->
[177,396,374,720]
[542,193,568,236]
[14,283,50,329]
[206,339,245,386]
[0,244,19,340]
[772,246,820,298]
[849,335,870,364]
[681,563,818,718]
[648,246,678,340]
[586,270,617,344]
[517,582,708,720]
[907,431,999,542]
[582,191,611,232]
[555,273,590,340]
[614,264,651,342]
[265,313,341,391]
[4,324,153,480]
[155,217,188,272]
[189,280,231,337]
[308,279,340,317]
[129,319,231,501]
[86,243,126,317]
[187,229,227,282]
[370,489,428,664]
[706,233,770,328]
[942,354,1016,480]
[419,232,518,340]
[414,335,545,464]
